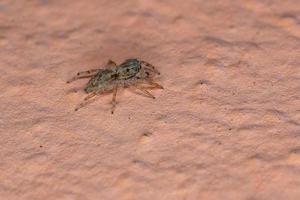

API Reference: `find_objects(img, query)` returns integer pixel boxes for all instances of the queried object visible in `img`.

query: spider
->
[66,58,163,114]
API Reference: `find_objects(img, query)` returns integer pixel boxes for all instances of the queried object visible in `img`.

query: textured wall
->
[1,0,300,199]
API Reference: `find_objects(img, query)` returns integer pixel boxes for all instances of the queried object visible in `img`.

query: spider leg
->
[66,69,101,83]
[74,91,98,111]
[144,80,164,89]
[111,85,118,114]
[140,60,160,75]
[106,59,117,68]
[84,92,97,101]
[130,84,156,99]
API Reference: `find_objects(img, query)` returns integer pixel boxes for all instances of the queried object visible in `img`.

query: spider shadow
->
[126,85,161,99]
[66,86,83,94]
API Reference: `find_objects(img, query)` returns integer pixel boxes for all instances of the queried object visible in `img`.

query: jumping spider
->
[66,58,163,114]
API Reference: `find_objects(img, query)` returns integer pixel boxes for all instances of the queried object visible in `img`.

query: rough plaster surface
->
[1,0,300,199]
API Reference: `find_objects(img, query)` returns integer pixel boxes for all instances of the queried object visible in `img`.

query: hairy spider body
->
[67,58,163,113]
